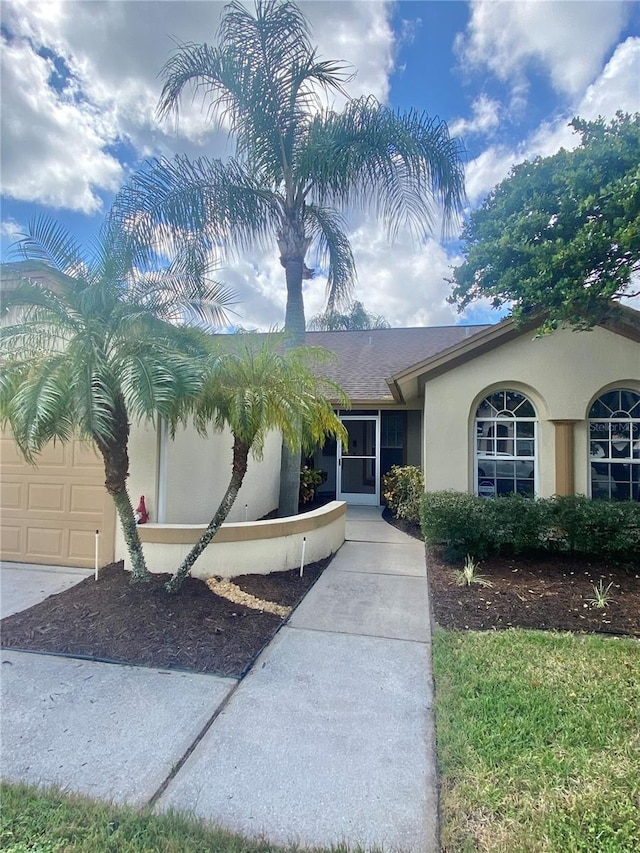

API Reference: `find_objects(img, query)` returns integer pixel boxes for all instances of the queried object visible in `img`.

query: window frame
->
[588,388,640,502]
[474,390,538,498]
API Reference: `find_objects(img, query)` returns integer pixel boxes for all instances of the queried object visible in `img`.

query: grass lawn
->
[433,629,640,853]
[0,783,363,853]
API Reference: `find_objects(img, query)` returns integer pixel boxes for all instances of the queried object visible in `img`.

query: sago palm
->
[165,333,347,592]
[110,0,466,515]
[0,216,234,583]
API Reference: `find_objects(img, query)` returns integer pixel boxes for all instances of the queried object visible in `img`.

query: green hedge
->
[420,491,640,563]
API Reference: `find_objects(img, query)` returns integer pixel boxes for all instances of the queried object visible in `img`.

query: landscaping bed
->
[382,508,640,638]
[427,546,640,637]
[0,558,330,677]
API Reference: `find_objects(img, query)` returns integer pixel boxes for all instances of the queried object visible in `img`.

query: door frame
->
[337,414,381,505]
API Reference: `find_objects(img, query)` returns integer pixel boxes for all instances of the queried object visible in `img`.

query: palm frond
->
[303,204,356,311]
[1,269,80,323]
[12,216,91,280]
[0,322,71,358]
[7,356,76,458]
[109,155,278,269]
[117,345,204,424]
[158,0,350,181]
[190,333,347,455]
[299,97,466,239]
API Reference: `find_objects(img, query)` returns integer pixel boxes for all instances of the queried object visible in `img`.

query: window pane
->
[517,480,535,497]
[475,390,536,497]
[516,421,535,438]
[496,478,515,495]
[589,389,640,501]
[516,439,534,457]
[477,460,496,478]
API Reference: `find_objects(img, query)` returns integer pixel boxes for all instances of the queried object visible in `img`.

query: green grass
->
[432,629,640,853]
[0,783,363,853]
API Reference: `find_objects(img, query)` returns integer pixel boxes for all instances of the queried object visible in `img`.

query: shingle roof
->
[304,325,491,402]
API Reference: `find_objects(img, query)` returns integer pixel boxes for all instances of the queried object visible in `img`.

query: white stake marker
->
[300,536,307,577]
[94,529,100,581]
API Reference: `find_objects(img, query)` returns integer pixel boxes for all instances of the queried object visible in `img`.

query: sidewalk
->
[156,506,437,851]
[1,507,436,851]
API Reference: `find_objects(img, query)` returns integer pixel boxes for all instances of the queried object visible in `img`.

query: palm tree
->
[0,216,234,583]
[109,0,466,516]
[307,301,390,331]
[165,334,347,592]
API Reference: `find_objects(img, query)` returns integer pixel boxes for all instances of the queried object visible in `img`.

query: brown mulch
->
[382,509,640,637]
[427,547,640,637]
[0,558,330,677]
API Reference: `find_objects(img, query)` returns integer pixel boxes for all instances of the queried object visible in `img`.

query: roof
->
[390,304,640,403]
[305,325,490,403]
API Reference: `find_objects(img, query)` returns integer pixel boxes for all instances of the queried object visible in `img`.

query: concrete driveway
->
[1,562,94,619]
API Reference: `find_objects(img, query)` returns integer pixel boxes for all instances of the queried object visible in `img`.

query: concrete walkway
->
[1,508,436,851]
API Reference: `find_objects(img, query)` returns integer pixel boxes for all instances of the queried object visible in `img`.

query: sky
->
[1,0,639,330]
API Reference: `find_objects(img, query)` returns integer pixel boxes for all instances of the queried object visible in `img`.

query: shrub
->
[382,465,424,524]
[551,495,640,559]
[487,493,552,555]
[420,491,496,560]
[420,490,640,563]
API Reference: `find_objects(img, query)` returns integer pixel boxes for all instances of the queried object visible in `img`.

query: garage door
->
[0,431,115,568]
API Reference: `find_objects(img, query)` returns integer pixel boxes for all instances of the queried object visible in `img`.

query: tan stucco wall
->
[123,501,346,578]
[162,425,281,524]
[423,325,640,497]
[115,421,281,564]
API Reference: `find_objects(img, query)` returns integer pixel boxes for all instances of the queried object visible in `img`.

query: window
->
[589,389,640,501]
[475,390,536,497]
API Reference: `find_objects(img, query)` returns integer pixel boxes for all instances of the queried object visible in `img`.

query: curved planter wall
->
[122,501,346,579]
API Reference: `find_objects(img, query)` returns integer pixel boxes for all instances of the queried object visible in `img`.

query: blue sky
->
[1,0,639,328]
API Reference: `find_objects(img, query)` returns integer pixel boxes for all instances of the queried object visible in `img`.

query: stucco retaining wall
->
[120,501,346,579]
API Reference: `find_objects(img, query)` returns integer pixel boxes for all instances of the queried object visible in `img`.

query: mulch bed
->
[0,558,330,677]
[427,547,640,637]
[382,509,640,638]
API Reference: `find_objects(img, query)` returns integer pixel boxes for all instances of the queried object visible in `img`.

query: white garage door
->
[0,431,115,568]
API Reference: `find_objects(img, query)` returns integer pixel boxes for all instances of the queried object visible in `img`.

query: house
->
[2,266,639,569]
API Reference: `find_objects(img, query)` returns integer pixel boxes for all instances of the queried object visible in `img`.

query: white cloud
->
[0,218,25,239]
[457,0,631,100]
[0,0,394,213]
[578,36,640,120]
[0,33,123,212]
[450,94,501,138]
[216,210,468,332]
[463,35,640,206]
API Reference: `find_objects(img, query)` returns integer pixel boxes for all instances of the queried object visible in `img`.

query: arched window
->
[589,389,640,501]
[475,390,536,497]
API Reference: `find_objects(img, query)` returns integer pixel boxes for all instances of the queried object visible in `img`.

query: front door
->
[337,416,380,505]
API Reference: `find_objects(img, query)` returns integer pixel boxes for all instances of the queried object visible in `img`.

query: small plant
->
[586,580,615,609]
[455,555,493,588]
[299,466,325,504]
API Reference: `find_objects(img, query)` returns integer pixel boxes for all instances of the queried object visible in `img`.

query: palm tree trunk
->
[111,488,150,583]
[279,254,306,517]
[283,257,307,346]
[93,395,150,584]
[165,435,251,594]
